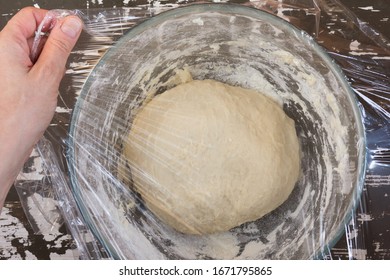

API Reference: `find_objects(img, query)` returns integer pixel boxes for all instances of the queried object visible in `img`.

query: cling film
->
[14,0,390,259]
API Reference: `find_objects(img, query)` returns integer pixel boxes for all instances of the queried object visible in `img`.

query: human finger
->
[30,15,82,88]
[3,7,48,39]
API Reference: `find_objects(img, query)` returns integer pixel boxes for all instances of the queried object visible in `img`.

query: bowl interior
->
[68,4,365,259]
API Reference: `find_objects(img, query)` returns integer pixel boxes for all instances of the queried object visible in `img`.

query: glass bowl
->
[68,3,366,259]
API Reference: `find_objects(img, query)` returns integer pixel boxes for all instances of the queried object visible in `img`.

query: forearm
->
[0,148,34,213]
[0,120,34,212]
[0,156,20,213]
[0,167,16,212]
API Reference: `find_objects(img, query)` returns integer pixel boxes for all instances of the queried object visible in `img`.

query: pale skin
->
[0,7,82,212]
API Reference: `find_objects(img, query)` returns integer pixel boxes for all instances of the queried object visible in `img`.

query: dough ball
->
[123,79,300,235]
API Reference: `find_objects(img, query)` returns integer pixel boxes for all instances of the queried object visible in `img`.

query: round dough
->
[123,79,300,235]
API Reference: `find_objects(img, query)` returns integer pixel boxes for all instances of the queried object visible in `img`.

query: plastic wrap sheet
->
[14,0,389,259]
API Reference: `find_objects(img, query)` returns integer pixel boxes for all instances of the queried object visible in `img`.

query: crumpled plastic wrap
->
[14,0,389,260]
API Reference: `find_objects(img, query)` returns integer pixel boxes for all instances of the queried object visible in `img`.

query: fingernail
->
[61,17,82,38]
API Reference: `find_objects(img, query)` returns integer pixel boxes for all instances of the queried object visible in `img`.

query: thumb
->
[32,16,82,85]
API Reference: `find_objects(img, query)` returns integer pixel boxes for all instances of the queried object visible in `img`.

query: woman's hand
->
[0,7,82,210]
